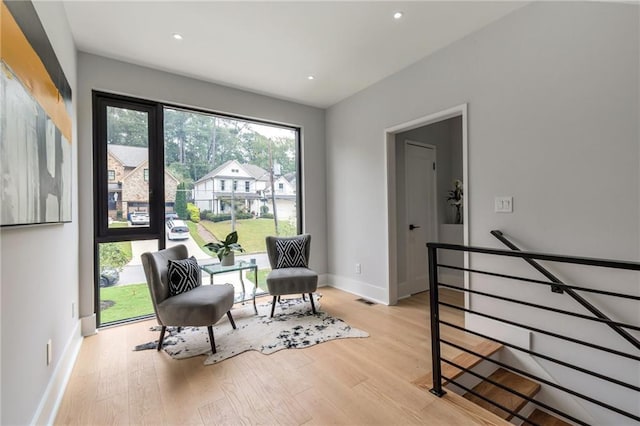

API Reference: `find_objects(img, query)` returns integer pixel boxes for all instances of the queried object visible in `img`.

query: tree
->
[175,182,188,219]
[99,243,129,271]
[107,107,149,147]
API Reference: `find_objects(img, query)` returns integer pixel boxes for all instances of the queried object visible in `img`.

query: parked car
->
[130,212,149,225]
[99,268,120,287]
[165,212,179,221]
[166,219,190,240]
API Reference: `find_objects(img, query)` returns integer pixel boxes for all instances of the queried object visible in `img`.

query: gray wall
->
[326,2,638,422]
[77,53,327,332]
[0,2,80,424]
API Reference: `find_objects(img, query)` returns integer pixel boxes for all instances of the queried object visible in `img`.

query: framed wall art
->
[1,0,72,226]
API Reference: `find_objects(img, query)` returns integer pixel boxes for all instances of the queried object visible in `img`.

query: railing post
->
[428,244,446,397]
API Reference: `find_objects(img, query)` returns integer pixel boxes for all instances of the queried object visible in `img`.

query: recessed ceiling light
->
[172,33,183,40]
[307,75,315,80]
[393,11,403,20]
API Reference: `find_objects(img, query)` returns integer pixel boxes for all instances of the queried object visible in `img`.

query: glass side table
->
[199,260,265,314]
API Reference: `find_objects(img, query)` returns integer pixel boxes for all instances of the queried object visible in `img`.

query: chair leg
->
[177,326,182,333]
[157,326,167,351]
[270,296,277,318]
[302,294,307,301]
[309,293,316,314]
[207,326,216,354]
[227,311,237,329]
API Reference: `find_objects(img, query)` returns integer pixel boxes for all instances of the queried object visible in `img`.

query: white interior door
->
[404,141,438,296]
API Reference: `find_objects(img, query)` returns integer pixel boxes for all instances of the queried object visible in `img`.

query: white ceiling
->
[63,1,526,108]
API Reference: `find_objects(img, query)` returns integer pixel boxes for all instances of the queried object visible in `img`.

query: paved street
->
[117,236,270,286]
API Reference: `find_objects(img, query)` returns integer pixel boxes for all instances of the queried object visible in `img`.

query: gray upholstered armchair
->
[141,244,236,353]
[265,234,318,317]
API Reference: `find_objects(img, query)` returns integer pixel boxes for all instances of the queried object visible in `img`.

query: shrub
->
[99,243,129,271]
[261,213,274,219]
[260,205,269,215]
[206,212,253,222]
[187,202,200,223]
[175,183,188,219]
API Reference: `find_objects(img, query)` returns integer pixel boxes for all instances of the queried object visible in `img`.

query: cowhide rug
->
[134,295,369,365]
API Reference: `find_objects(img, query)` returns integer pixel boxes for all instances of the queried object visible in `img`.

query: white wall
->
[77,53,327,333]
[0,2,80,424]
[326,2,639,422]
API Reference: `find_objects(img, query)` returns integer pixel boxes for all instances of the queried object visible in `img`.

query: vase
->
[221,252,235,266]
[453,206,463,224]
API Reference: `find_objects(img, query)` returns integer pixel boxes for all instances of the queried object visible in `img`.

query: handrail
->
[491,230,564,293]
[427,241,640,425]
[489,230,640,351]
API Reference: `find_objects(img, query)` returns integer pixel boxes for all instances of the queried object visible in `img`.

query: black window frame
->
[93,91,303,327]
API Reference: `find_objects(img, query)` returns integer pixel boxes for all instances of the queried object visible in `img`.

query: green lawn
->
[199,218,296,254]
[100,283,153,324]
[243,268,270,292]
[99,271,270,324]
[187,220,213,255]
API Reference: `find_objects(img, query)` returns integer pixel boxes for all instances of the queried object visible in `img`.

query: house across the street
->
[193,159,296,219]
[107,144,180,219]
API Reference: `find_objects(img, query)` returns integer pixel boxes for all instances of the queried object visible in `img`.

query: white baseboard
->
[323,274,389,305]
[80,314,96,336]
[317,273,330,287]
[31,321,83,425]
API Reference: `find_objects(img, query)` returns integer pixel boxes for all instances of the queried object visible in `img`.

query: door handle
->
[409,224,421,230]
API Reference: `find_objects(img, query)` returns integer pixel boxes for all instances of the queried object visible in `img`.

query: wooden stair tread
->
[463,368,541,421]
[439,390,512,425]
[412,340,503,390]
[527,409,573,426]
[441,340,503,384]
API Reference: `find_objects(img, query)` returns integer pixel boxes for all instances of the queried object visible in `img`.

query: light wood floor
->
[55,287,504,425]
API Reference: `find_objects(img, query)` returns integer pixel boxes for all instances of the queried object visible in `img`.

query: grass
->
[100,283,153,324]
[99,270,270,324]
[187,221,213,256]
[242,268,270,292]
[199,218,296,254]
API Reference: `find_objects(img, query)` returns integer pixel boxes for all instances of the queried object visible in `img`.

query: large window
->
[94,92,301,326]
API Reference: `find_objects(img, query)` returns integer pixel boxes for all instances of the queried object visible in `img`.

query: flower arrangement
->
[447,179,463,224]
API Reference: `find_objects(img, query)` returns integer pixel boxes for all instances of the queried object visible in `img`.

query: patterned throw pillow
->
[275,237,308,269]
[168,256,201,296]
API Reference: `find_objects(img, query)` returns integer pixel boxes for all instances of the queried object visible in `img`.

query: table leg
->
[252,266,258,314]
[210,273,213,285]
[239,270,246,296]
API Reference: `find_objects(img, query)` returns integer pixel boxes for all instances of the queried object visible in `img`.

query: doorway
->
[403,141,438,297]
[385,104,468,306]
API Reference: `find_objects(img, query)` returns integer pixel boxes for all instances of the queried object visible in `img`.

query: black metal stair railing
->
[427,240,640,426]
[490,230,640,351]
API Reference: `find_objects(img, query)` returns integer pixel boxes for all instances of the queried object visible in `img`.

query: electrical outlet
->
[355,263,362,274]
[46,339,52,366]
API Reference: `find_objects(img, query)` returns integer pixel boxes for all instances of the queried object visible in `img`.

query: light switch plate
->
[495,196,513,213]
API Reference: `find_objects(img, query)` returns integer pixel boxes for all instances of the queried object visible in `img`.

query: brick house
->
[107,144,179,219]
